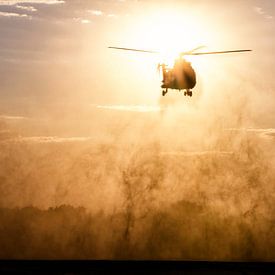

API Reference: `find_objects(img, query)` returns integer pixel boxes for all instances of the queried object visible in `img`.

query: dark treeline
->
[0,201,275,260]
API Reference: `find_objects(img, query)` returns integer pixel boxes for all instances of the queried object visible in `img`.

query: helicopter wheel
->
[162,89,168,96]
[186,90,192,97]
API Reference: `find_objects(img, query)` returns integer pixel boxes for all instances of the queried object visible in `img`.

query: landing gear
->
[162,88,192,97]
[162,88,168,96]
[184,90,192,97]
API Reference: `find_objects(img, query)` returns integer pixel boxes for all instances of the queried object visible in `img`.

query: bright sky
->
[0,0,274,110]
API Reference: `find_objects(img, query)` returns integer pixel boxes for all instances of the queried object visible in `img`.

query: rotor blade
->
[187,45,206,53]
[108,47,158,54]
[187,49,252,55]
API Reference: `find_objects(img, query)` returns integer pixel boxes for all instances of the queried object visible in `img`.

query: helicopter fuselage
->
[160,58,196,96]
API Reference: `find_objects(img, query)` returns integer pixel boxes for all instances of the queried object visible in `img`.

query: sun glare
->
[129,8,217,65]
[111,5,222,100]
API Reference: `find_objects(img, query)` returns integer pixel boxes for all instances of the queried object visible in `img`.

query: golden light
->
[108,5,224,102]
[127,7,218,66]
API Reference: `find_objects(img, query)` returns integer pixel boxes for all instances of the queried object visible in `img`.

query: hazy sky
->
[0,0,274,111]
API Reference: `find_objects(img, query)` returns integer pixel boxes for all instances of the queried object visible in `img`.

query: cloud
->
[15,4,37,11]
[160,151,233,157]
[95,104,162,113]
[246,128,275,138]
[88,10,103,16]
[253,6,273,20]
[73,17,91,24]
[254,6,264,15]
[6,136,93,143]
[265,15,273,20]
[80,19,90,24]
[0,0,64,5]
[0,115,27,120]
[226,128,275,138]
[0,10,30,17]
[107,13,118,18]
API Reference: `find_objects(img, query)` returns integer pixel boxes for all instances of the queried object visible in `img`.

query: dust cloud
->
[0,87,275,260]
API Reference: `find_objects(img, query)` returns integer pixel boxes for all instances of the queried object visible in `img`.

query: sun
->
[127,7,217,65]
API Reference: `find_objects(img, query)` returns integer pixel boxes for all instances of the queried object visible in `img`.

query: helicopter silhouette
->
[109,46,252,97]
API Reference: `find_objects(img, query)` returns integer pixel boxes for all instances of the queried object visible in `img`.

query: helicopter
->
[109,46,252,97]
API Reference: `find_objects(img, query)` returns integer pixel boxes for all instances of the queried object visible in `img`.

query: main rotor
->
[108,46,252,58]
